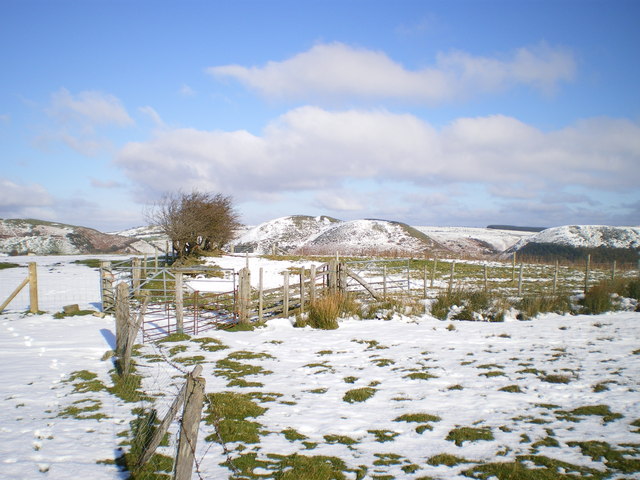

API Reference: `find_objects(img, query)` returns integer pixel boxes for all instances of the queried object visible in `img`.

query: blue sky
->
[1,0,639,231]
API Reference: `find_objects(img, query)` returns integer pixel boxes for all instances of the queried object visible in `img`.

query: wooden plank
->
[28,262,39,313]
[174,373,205,480]
[343,267,381,300]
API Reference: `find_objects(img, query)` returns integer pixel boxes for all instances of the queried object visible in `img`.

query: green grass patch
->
[368,430,400,443]
[324,434,359,446]
[58,398,107,420]
[393,413,441,423]
[403,371,438,380]
[53,309,95,319]
[343,376,358,384]
[567,440,640,473]
[558,404,624,424]
[0,262,20,270]
[192,337,229,352]
[446,426,494,446]
[203,391,267,444]
[343,387,376,403]
[462,454,604,479]
[540,374,571,384]
[499,384,524,393]
[427,453,472,466]
[282,428,308,442]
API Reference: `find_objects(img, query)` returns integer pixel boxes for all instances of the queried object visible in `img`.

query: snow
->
[1,255,639,479]
[510,225,640,251]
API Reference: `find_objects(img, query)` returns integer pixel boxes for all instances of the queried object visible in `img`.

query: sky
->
[1,0,639,232]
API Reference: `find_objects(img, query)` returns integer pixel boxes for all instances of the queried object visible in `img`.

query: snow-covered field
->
[1,256,639,479]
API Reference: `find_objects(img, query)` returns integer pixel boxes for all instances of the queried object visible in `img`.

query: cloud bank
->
[115,107,639,209]
[207,42,576,102]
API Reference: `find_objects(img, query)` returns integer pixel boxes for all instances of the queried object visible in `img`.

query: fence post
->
[611,260,616,282]
[258,267,264,322]
[518,264,524,296]
[300,268,306,315]
[283,271,289,317]
[447,261,455,295]
[115,282,130,360]
[383,265,387,300]
[553,261,559,295]
[338,262,347,293]
[310,265,317,304]
[328,259,337,292]
[423,264,428,299]
[238,268,251,325]
[132,257,141,294]
[121,293,149,376]
[175,272,184,334]
[174,372,205,480]
[100,261,114,312]
[511,252,517,282]
[584,254,591,293]
[483,264,488,292]
[27,262,39,313]
[430,258,437,288]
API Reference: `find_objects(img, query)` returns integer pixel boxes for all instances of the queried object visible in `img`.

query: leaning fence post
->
[28,262,39,313]
[115,282,130,359]
[174,370,205,480]
[175,272,184,334]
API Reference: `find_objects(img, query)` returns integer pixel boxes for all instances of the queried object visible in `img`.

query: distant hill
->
[0,219,157,255]
[506,225,640,263]
[233,216,450,256]
[487,225,547,233]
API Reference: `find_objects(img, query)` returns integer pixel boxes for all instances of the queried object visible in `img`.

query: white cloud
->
[48,88,134,127]
[207,42,575,102]
[179,84,196,97]
[116,107,640,205]
[0,178,54,218]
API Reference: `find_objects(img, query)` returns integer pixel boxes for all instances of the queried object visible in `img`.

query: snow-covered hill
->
[415,226,533,256]
[508,225,640,252]
[233,215,340,254]
[233,216,450,256]
[0,219,156,255]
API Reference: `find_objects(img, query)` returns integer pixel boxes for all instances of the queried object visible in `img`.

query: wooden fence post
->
[132,257,141,294]
[100,261,114,312]
[174,372,205,480]
[28,262,39,313]
[238,268,251,325]
[258,267,264,322]
[423,264,428,299]
[121,293,149,376]
[338,262,347,293]
[518,264,524,296]
[511,252,517,282]
[283,271,289,317]
[383,265,387,300]
[483,264,488,292]
[584,254,591,293]
[175,272,184,333]
[553,261,559,295]
[328,260,337,292]
[135,365,203,471]
[115,282,130,359]
[447,261,455,295]
[430,258,437,288]
[310,265,317,304]
[611,260,616,282]
[300,269,306,315]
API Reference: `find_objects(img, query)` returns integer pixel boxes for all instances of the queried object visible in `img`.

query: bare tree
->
[149,191,240,257]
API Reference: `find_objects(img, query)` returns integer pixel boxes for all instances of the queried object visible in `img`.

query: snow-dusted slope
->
[300,219,448,255]
[233,215,340,254]
[0,219,156,255]
[415,226,533,256]
[508,225,640,252]
[112,225,169,251]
